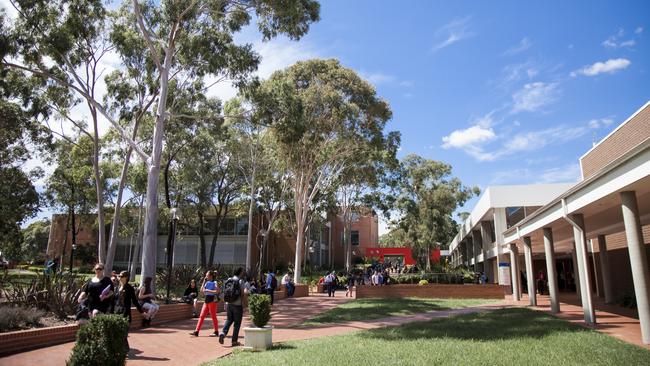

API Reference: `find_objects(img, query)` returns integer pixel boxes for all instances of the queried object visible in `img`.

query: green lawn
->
[206,308,650,366]
[302,297,497,325]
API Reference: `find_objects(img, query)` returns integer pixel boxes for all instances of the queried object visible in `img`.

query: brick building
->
[46,208,379,271]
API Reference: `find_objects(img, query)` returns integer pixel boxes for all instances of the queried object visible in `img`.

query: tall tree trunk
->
[345,219,353,272]
[198,210,206,268]
[245,170,255,272]
[129,197,145,281]
[105,147,133,274]
[140,50,173,291]
[208,221,221,268]
[426,243,431,271]
[106,118,141,273]
[89,104,106,264]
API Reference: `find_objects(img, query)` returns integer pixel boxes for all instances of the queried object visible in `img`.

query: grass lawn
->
[302,297,497,325]
[206,308,650,366]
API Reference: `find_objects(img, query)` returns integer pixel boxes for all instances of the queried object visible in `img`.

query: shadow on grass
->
[302,298,491,326]
[360,308,588,342]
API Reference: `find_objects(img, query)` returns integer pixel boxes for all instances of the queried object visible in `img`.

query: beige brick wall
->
[580,104,650,179]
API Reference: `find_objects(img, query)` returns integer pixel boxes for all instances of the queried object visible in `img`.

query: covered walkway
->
[509,292,650,349]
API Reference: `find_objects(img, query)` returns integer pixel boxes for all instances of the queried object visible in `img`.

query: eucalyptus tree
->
[248,59,394,283]
[394,154,480,270]
[115,0,319,285]
[44,137,102,265]
[3,0,320,288]
[1,0,122,263]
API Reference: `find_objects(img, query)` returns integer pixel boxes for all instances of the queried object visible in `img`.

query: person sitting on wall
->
[282,272,295,297]
[183,279,200,317]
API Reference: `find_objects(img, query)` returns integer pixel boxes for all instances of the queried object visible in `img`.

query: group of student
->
[183,269,295,347]
[76,263,160,355]
[187,267,249,347]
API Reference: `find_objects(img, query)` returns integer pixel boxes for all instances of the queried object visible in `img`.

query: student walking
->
[325,272,337,297]
[190,271,220,337]
[114,271,144,355]
[265,271,277,305]
[219,267,249,347]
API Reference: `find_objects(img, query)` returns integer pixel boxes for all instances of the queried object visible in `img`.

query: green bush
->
[1,271,84,318]
[418,280,428,286]
[67,314,129,366]
[0,306,44,332]
[248,294,272,328]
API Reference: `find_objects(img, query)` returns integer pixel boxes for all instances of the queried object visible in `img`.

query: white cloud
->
[361,71,395,85]
[511,82,559,113]
[441,125,496,149]
[588,118,614,129]
[432,16,475,52]
[572,58,631,77]
[206,37,319,102]
[491,164,580,184]
[503,37,532,56]
[538,164,581,183]
[602,28,638,49]
[447,116,613,163]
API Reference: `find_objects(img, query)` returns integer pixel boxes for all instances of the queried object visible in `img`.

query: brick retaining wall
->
[0,302,195,356]
[355,284,505,299]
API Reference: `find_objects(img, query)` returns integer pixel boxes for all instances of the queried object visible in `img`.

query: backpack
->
[270,275,278,290]
[223,278,241,303]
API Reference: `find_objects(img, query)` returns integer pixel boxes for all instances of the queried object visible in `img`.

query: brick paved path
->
[6,292,645,366]
[0,294,507,366]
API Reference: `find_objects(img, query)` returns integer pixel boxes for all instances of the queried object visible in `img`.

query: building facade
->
[450,100,650,344]
[46,208,380,272]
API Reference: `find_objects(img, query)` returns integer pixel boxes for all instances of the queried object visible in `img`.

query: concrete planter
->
[243,326,273,350]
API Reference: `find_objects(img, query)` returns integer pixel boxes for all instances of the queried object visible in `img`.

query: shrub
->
[418,280,428,286]
[1,271,84,318]
[67,314,129,366]
[0,306,44,332]
[248,294,272,328]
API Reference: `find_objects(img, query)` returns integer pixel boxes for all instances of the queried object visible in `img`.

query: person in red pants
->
[190,270,220,337]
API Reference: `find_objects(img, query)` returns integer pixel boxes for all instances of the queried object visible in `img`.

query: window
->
[235,218,248,235]
[218,218,235,235]
[506,207,525,228]
[351,231,359,246]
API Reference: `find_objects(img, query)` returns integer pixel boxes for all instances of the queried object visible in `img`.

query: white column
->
[597,235,615,304]
[571,213,596,325]
[480,222,493,280]
[543,228,560,313]
[473,230,482,272]
[510,243,521,301]
[523,236,537,306]
[620,191,650,344]
[494,208,508,285]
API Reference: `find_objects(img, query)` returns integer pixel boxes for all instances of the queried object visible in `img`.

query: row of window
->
[159,217,249,236]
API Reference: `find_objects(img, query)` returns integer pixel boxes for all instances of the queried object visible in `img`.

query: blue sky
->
[289,0,649,221]
[5,0,649,230]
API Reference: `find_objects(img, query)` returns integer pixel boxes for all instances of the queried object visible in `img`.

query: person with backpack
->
[325,272,337,297]
[218,267,249,347]
[265,271,277,305]
[190,270,220,337]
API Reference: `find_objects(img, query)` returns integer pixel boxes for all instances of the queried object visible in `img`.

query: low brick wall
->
[293,284,309,297]
[0,302,195,356]
[355,284,505,299]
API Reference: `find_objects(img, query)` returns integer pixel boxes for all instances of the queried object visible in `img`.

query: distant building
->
[46,208,380,271]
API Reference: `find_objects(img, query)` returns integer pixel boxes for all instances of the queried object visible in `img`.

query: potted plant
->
[243,294,272,350]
